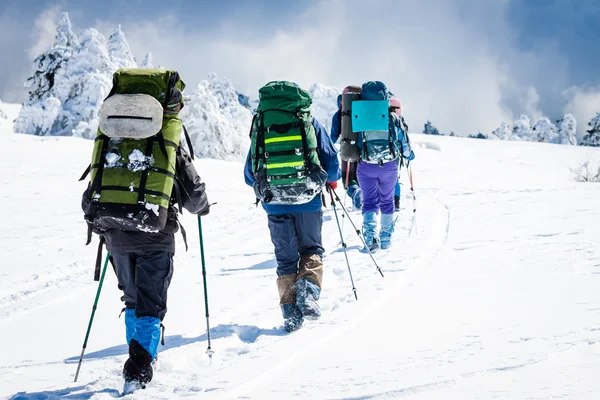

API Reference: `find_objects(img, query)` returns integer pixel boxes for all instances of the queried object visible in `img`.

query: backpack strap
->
[182,125,194,160]
[388,116,397,161]
[136,137,155,206]
[297,114,313,172]
[79,164,91,181]
[90,136,111,197]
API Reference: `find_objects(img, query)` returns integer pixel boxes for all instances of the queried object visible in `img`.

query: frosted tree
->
[531,117,558,143]
[581,112,600,147]
[24,12,79,102]
[309,83,340,133]
[140,52,154,68]
[492,122,511,140]
[61,28,114,138]
[108,25,136,70]
[556,114,577,145]
[13,98,62,136]
[0,100,6,121]
[423,120,440,135]
[511,114,532,141]
[180,74,252,159]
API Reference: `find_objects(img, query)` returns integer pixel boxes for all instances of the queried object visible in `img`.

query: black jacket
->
[83,145,209,254]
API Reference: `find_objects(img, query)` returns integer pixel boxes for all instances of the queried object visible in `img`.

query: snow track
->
[2,130,600,399]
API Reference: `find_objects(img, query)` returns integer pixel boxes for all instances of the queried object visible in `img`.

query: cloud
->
[28,5,61,59]
[5,0,578,136]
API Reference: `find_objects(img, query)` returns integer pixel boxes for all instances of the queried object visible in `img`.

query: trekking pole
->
[407,162,417,235]
[328,186,358,300]
[330,187,384,277]
[340,161,351,235]
[198,215,214,359]
[74,252,111,382]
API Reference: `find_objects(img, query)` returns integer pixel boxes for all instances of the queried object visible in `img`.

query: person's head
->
[389,97,402,116]
[337,94,342,109]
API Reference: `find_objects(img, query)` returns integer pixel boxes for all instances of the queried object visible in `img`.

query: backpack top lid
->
[257,81,312,114]
[110,68,186,110]
[361,81,389,100]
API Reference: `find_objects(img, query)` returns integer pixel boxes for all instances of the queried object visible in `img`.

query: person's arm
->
[313,118,341,183]
[244,150,255,186]
[330,111,341,144]
[394,116,415,161]
[176,146,210,215]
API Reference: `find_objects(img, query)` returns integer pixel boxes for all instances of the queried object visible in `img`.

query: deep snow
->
[1,103,600,399]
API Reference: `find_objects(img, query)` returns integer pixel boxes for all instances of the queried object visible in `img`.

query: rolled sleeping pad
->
[340,92,361,162]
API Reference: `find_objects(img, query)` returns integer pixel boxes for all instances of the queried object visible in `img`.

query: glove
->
[327,181,338,191]
[406,151,415,162]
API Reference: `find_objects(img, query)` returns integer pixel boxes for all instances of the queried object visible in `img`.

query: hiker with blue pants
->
[355,85,414,252]
[244,81,341,332]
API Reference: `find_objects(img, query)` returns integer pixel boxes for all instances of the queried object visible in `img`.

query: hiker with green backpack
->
[81,68,210,392]
[244,81,341,332]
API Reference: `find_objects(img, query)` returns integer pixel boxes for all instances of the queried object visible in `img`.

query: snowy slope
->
[1,114,600,399]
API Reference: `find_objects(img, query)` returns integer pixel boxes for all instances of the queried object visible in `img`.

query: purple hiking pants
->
[357,160,398,214]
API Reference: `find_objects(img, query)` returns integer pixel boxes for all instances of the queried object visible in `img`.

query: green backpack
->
[81,68,191,237]
[250,81,327,204]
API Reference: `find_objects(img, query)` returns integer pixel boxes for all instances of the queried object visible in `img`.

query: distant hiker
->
[389,97,406,212]
[346,81,414,252]
[81,69,210,391]
[244,81,341,332]
[336,85,362,209]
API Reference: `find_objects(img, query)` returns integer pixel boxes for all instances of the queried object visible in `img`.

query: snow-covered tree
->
[581,112,600,147]
[108,25,136,70]
[308,83,340,133]
[532,117,558,143]
[140,52,154,68]
[13,97,61,136]
[423,120,440,135]
[57,28,114,138]
[492,122,511,140]
[556,114,577,145]
[511,114,532,141]
[24,12,79,102]
[0,100,6,121]
[180,73,252,160]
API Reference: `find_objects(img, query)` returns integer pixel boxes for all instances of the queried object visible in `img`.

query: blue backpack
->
[351,81,398,164]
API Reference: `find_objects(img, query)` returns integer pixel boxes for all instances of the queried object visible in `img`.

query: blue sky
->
[1,0,599,136]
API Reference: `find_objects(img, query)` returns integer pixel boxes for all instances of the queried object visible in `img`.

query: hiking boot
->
[362,211,378,251]
[295,277,321,320]
[281,303,304,332]
[123,339,153,385]
[380,213,397,250]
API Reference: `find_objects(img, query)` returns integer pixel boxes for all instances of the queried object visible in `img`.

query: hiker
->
[389,97,405,212]
[81,69,209,391]
[244,81,340,332]
[354,82,414,252]
[335,86,362,210]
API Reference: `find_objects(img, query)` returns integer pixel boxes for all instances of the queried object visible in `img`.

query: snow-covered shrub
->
[492,122,512,140]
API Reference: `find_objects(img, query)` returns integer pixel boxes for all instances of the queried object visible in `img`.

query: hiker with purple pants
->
[355,82,415,252]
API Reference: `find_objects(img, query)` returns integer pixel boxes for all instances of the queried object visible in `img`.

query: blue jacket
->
[244,117,341,215]
[330,110,341,144]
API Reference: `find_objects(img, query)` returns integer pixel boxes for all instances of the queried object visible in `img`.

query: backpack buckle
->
[294,148,303,155]
[264,152,270,158]
[266,175,272,182]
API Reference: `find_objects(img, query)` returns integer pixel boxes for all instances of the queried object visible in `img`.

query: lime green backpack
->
[250,81,327,204]
[81,68,192,236]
